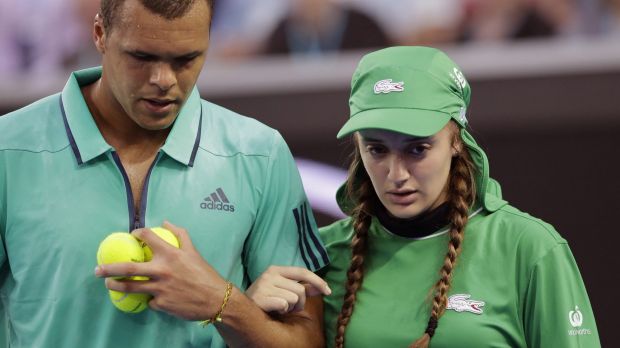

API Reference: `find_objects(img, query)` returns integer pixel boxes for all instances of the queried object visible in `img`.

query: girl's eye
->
[366,145,387,155]
[409,144,430,156]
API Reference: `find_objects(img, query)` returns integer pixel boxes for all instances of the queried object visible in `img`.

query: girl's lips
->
[386,191,418,205]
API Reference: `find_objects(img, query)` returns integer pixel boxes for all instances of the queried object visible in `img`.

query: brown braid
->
[410,128,477,348]
[334,149,377,348]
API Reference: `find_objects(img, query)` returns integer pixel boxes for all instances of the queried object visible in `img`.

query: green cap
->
[335,46,508,215]
[337,46,471,139]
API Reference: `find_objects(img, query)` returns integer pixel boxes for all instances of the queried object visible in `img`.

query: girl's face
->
[358,124,458,219]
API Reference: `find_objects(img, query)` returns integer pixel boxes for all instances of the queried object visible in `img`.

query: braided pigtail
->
[410,129,477,348]
[334,148,377,348]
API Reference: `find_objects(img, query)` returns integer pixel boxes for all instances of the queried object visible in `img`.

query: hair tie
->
[425,317,439,337]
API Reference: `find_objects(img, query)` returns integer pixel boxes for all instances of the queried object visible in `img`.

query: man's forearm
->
[215,288,324,348]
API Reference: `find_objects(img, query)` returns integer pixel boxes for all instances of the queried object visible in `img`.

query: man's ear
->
[93,13,106,54]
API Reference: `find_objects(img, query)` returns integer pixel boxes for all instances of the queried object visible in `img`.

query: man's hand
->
[94,221,227,321]
[246,266,331,314]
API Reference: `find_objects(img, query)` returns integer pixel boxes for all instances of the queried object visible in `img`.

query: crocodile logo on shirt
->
[200,187,235,212]
[446,294,485,315]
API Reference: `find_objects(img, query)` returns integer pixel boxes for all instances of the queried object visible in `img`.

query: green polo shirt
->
[0,67,328,348]
[320,206,600,348]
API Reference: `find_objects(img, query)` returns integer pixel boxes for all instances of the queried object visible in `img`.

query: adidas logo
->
[200,187,235,212]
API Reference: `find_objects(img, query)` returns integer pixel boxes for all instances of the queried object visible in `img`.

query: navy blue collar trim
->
[188,104,203,167]
[59,95,83,165]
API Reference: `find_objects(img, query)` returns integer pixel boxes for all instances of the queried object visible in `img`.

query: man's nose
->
[149,63,176,91]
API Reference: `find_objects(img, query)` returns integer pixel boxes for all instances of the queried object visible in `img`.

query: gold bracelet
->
[200,281,233,327]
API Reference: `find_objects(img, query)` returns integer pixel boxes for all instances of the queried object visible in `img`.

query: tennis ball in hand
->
[141,227,180,261]
[108,276,151,313]
[97,232,150,313]
[97,232,145,270]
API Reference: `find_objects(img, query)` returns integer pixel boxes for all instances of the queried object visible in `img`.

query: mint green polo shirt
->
[0,67,328,348]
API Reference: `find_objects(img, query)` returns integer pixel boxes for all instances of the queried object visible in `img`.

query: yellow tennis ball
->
[97,233,151,313]
[97,232,145,267]
[141,227,180,262]
[108,276,151,313]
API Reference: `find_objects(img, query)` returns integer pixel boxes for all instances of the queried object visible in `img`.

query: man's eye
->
[174,56,196,67]
[131,53,154,61]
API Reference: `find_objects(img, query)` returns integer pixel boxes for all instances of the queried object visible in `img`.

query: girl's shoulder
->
[319,217,355,245]
[473,204,568,260]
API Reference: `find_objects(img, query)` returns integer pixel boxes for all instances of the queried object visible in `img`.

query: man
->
[0,0,329,347]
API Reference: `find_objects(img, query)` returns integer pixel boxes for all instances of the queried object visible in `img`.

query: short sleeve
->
[0,221,5,267]
[0,153,6,267]
[523,243,601,348]
[0,231,5,269]
[0,152,7,345]
[243,132,329,281]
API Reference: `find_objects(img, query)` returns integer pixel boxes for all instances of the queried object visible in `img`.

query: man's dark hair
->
[100,0,214,32]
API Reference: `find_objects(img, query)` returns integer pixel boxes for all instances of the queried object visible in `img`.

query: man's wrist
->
[200,281,234,327]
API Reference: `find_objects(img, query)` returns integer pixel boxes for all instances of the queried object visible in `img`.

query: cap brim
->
[337,108,451,139]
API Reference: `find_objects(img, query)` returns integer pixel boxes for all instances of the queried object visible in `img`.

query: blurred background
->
[1,0,619,345]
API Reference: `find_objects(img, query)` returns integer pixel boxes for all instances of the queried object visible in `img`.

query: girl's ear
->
[452,145,461,157]
[452,137,463,157]
[449,122,463,158]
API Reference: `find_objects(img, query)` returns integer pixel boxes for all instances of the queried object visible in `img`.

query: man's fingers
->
[105,276,154,294]
[132,227,170,254]
[162,221,192,251]
[95,262,153,279]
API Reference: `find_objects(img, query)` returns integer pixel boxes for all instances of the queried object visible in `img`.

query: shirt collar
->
[61,67,111,165]
[160,86,202,167]
[60,67,202,167]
